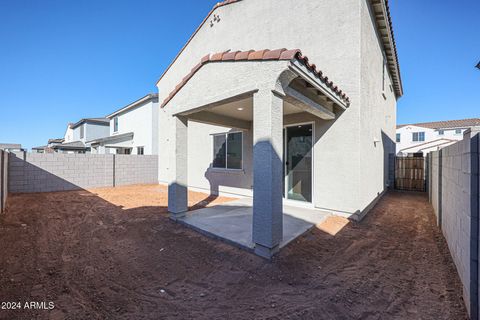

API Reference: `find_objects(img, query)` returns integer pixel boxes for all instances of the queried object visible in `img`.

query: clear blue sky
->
[0,0,478,149]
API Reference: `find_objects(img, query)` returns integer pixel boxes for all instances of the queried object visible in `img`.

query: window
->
[80,125,84,139]
[113,117,119,133]
[455,129,462,135]
[213,132,243,170]
[438,130,444,135]
[137,147,144,155]
[396,133,401,143]
[123,148,132,155]
[412,132,425,142]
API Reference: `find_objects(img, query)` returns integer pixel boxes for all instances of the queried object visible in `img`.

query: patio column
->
[252,89,284,258]
[168,115,188,219]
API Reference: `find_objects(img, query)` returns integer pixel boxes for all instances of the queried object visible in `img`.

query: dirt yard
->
[0,186,468,319]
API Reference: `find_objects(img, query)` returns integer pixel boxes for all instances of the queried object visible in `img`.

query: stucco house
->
[396,118,480,156]
[88,94,159,155]
[45,118,110,154]
[156,0,402,257]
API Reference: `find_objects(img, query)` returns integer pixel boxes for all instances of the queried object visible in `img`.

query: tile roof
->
[160,48,350,108]
[397,118,480,130]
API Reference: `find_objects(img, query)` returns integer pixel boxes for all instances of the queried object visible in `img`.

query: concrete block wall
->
[114,155,158,186]
[8,153,158,193]
[0,150,8,213]
[428,128,480,319]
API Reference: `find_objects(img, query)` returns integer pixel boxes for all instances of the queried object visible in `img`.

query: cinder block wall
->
[115,155,158,186]
[0,150,8,213]
[428,129,480,319]
[8,153,158,193]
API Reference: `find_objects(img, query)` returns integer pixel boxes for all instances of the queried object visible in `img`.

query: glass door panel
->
[285,124,313,202]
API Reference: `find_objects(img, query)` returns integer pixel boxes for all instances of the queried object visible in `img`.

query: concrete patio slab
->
[177,198,332,252]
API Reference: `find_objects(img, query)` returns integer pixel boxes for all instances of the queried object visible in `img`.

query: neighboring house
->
[88,94,159,155]
[40,118,110,154]
[396,118,480,156]
[156,0,402,257]
[0,143,24,152]
[32,138,65,153]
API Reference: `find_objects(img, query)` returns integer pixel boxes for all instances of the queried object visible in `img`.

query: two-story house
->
[49,118,110,153]
[87,94,159,155]
[396,118,480,156]
[156,0,403,257]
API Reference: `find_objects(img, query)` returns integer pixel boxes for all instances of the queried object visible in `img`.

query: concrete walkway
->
[177,198,331,252]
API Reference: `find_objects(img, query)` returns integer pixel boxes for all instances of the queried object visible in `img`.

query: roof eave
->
[371,0,403,98]
[106,94,158,119]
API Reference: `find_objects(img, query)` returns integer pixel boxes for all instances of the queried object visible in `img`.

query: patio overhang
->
[163,49,350,129]
[163,49,351,258]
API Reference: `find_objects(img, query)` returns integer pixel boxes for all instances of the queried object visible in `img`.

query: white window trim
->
[212,131,244,171]
[113,117,119,134]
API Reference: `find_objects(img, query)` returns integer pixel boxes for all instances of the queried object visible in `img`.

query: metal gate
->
[395,156,426,192]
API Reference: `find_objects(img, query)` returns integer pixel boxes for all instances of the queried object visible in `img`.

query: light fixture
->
[237,107,244,111]
[298,125,302,128]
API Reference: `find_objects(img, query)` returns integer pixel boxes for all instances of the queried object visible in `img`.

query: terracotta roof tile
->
[263,48,287,60]
[248,49,270,60]
[235,50,253,60]
[222,51,240,61]
[160,48,350,108]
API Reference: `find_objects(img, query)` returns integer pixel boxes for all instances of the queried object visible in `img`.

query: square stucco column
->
[168,115,188,219]
[252,89,284,259]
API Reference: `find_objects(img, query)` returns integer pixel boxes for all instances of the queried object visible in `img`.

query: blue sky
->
[0,0,478,149]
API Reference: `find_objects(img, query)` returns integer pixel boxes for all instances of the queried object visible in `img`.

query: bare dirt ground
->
[0,186,468,320]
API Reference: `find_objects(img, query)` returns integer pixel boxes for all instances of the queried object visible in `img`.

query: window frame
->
[438,129,445,135]
[79,124,84,139]
[455,129,462,135]
[212,131,244,171]
[137,146,144,155]
[113,117,119,133]
[412,131,425,142]
[396,133,401,143]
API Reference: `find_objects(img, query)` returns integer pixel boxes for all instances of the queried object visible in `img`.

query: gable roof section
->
[71,118,109,129]
[397,118,480,130]
[155,0,241,86]
[107,93,159,119]
[370,0,403,97]
[160,48,350,108]
[156,0,402,98]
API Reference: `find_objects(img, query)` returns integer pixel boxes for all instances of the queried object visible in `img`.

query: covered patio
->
[161,48,350,258]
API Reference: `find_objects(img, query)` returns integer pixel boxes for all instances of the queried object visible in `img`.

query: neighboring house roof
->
[399,138,456,153]
[155,0,402,97]
[160,48,350,108]
[71,118,110,129]
[87,132,134,145]
[397,118,480,130]
[48,138,65,144]
[32,145,48,150]
[0,143,22,150]
[106,94,159,119]
[52,141,88,150]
